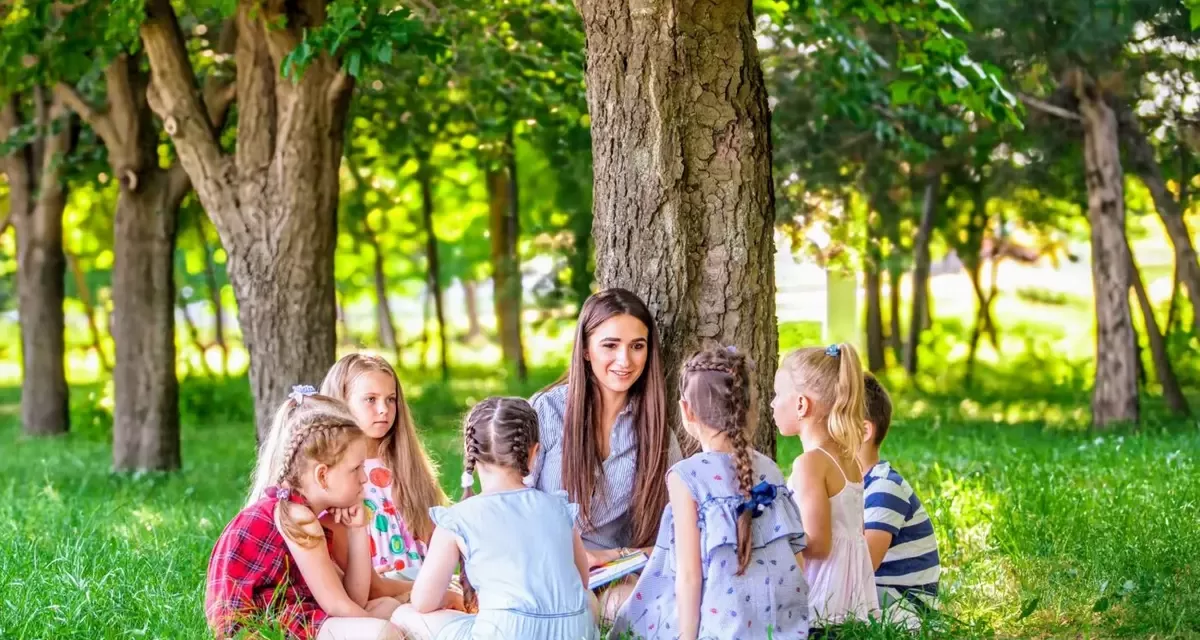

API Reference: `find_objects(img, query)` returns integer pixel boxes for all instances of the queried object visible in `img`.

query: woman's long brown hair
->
[544,288,670,549]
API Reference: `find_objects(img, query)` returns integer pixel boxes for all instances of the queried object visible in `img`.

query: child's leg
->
[367,597,403,620]
[597,574,637,624]
[316,617,404,640]
[389,604,471,640]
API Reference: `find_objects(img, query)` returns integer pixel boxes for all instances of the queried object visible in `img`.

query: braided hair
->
[680,346,755,575]
[458,397,540,611]
[251,393,365,548]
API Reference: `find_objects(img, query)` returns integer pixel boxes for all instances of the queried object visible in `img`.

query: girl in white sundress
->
[773,343,880,629]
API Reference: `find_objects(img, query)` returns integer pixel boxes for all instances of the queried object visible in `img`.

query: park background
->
[1,0,1199,638]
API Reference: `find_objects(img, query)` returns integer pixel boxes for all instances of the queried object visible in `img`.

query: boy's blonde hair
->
[320,353,448,542]
[780,343,867,456]
[246,392,365,547]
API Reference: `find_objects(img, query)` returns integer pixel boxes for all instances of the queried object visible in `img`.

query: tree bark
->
[2,91,72,437]
[884,208,903,363]
[485,139,528,381]
[1120,108,1200,337]
[1077,79,1139,428]
[1127,240,1190,416]
[864,196,887,373]
[579,0,778,455]
[418,163,449,382]
[905,171,940,375]
[142,0,349,440]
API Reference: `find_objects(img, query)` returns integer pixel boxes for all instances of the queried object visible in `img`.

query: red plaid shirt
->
[205,488,329,640]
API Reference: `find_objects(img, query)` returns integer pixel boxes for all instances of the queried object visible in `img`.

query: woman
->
[530,288,681,619]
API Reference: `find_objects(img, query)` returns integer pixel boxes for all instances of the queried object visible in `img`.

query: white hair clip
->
[290,384,317,404]
[460,471,474,489]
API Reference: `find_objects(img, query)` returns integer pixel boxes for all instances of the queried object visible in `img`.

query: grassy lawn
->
[2,354,1198,639]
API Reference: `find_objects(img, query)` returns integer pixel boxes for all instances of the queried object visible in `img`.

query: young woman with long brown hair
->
[529,288,681,618]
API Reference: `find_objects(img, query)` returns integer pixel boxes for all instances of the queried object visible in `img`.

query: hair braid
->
[681,346,756,575]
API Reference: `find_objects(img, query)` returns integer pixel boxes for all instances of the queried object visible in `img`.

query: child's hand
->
[330,505,368,529]
[442,589,466,611]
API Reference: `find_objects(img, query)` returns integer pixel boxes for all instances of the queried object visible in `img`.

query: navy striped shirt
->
[529,384,681,550]
[863,461,941,610]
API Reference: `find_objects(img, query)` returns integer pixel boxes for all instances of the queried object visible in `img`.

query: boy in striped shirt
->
[857,373,940,628]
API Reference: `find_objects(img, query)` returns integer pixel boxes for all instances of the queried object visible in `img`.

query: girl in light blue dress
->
[609,347,810,640]
[403,397,598,640]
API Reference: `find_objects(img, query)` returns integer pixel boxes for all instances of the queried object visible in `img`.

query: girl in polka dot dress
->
[609,346,810,640]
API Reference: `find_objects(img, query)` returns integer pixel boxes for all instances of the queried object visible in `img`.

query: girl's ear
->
[679,398,697,425]
[795,394,811,420]
[313,463,330,491]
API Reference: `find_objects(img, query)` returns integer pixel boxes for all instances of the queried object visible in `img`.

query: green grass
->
[2,357,1199,639]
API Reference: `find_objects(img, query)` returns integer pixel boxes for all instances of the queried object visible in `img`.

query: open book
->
[588,550,648,590]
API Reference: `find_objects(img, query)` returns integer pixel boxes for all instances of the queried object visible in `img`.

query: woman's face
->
[585,313,650,397]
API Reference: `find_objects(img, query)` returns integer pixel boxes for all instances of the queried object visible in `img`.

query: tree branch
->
[1019,93,1081,121]
[51,82,118,147]
[141,0,236,234]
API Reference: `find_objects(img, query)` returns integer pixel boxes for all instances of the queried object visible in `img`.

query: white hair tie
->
[460,471,474,489]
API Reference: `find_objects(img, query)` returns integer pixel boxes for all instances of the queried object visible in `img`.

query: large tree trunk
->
[485,139,528,381]
[2,90,72,437]
[904,170,940,375]
[1127,240,1190,416]
[1120,107,1200,337]
[56,46,237,469]
[579,0,778,455]
[1077,79,1139,428]
[419,163,450,382]
[143,0,348,440]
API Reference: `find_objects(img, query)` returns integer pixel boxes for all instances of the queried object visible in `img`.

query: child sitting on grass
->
[858,373,941,629]
[608,346,809,640]
[393,397,598,640]
[776,343,880,629]
[206,389,403,640]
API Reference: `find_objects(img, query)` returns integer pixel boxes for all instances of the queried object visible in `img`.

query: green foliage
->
[281,2,439,81]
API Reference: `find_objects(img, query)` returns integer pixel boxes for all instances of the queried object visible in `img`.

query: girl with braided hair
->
[609,346,810,640]
[392,397,598,640]
[207,389,406,640]
[775,344,879,628]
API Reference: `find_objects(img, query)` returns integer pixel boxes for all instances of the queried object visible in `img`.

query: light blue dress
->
[431,489,598,640]
[608,451,810,640]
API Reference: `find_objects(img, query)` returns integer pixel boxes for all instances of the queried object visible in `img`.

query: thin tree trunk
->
[420,283,432,372]
[179,292,215,377]
[336,291,351,346]
[194,214,228,375]
[419,164,449,382]
[1120,107,1200,337]
[368,230,399,354]
[1077,77,1139,428]
[143,0,347,441]
[865,203,887,372]
[463,280,483,341]
[485,137,528,381]
[905,170,941,375]
[67,252,113,373]
[579,0,778,455]
[1165,261,1181,337]
[884,208,903,362]
[570,203,593,312]
[1128,239,1190,416]
[2,90,72,437]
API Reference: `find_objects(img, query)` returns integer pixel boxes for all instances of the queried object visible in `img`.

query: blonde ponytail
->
[826,343,866,456]
[780,342,867,455]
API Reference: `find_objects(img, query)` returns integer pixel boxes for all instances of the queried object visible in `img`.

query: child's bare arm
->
[410,527,460,613]
[669,472,702,640]
[864,530,892,570]
[279,504,371,618]
[572,529,590,589]
[791,454,833,560]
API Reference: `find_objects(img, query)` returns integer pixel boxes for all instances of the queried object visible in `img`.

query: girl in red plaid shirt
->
[205,389,405,640]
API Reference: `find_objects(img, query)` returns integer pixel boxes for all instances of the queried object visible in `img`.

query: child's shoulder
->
[865,459,909,489]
